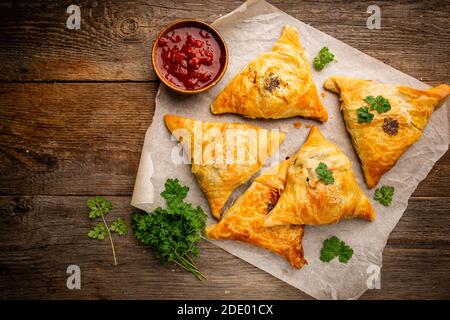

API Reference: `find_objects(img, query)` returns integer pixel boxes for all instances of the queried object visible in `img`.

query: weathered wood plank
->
[0,195,449,299]
[0,0,448,302]
[1,83,448,196]
[0,0,449,83]
[0,83,155,195]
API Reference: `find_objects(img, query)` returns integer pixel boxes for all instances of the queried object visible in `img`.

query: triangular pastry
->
[265,126,375,227]
[206,160,306,268]
[164,114,285,219]
[324,76,450,188]
[211,25,328,122]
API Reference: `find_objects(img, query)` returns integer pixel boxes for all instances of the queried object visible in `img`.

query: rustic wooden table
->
[0,0,449,300]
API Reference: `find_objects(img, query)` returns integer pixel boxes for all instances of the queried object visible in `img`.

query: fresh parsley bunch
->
[132,179,207,280]
[320,236,353,263]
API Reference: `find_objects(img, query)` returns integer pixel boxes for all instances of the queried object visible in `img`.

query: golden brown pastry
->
[324,76,450,188]
[211,25,328,122]
[206,160,306,268]
[164,114,285,219]
[265,126,375,227]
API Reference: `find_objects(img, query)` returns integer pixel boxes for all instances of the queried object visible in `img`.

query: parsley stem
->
[184,253,200,271]
[179,254,196,268]
[175,259,206,281]
[101,213,117,266]
[174,253,206,280]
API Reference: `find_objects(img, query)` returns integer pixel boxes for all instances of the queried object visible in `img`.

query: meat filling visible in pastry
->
[324,76,450,188]
[211,25,328,122]
[265,126,375,227]
[206,160,306,268]
[164,114,285,219]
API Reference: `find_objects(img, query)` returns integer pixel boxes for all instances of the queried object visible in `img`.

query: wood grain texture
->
[0,0,449,83]
[0,83,155,195]
[0,195,449,299]
[1,83,449,196]
[0,0,449,300]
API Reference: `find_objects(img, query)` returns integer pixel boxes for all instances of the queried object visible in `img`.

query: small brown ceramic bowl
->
[152,19,229,94]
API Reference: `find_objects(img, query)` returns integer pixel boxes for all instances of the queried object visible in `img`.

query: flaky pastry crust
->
[211,25,328,122]
[324,76,450,188]
[206,160,306,268]
[164,114,285,219]
[265,126,375,226]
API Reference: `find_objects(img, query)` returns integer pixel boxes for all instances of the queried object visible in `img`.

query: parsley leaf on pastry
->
[365,95,391,114]
[315,162,335,185]
[357,106,374,123]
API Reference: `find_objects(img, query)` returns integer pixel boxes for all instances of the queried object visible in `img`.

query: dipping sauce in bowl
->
[153,20,228,94]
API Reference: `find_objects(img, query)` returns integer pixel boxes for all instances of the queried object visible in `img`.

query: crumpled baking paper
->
[131,0,449,299]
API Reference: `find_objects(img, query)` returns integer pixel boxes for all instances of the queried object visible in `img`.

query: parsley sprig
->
[374,185,395,206]
[132,179,207,280]
[87,196,129,266]
[357,106,374,123]
[365,95,391,114]
[313,47,335,71]
[357,95,391,123]
[110,218,129,236]
[320,236,353,263]
[315,162,335,185]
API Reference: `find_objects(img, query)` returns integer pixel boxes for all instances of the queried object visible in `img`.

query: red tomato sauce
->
[156,26,226,90]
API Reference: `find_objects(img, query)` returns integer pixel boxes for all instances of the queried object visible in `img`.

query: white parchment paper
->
[131,0,449,299]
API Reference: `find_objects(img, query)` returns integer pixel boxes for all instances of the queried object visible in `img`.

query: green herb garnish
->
[88,222,106,240]
[365,95,391,114]
[132,179,207,280]
[320,236,353,263]
[87,196,129,266]
[357,95,391,123]
[313,47,335,71]
[357,106,374,123]
[88,195,112,219]
[110,218,129,236]
[374,185,395,206]
[315,162,335,185]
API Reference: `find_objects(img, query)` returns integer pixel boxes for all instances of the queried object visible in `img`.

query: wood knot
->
[120,18,139,35]
[10,197,33,216]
